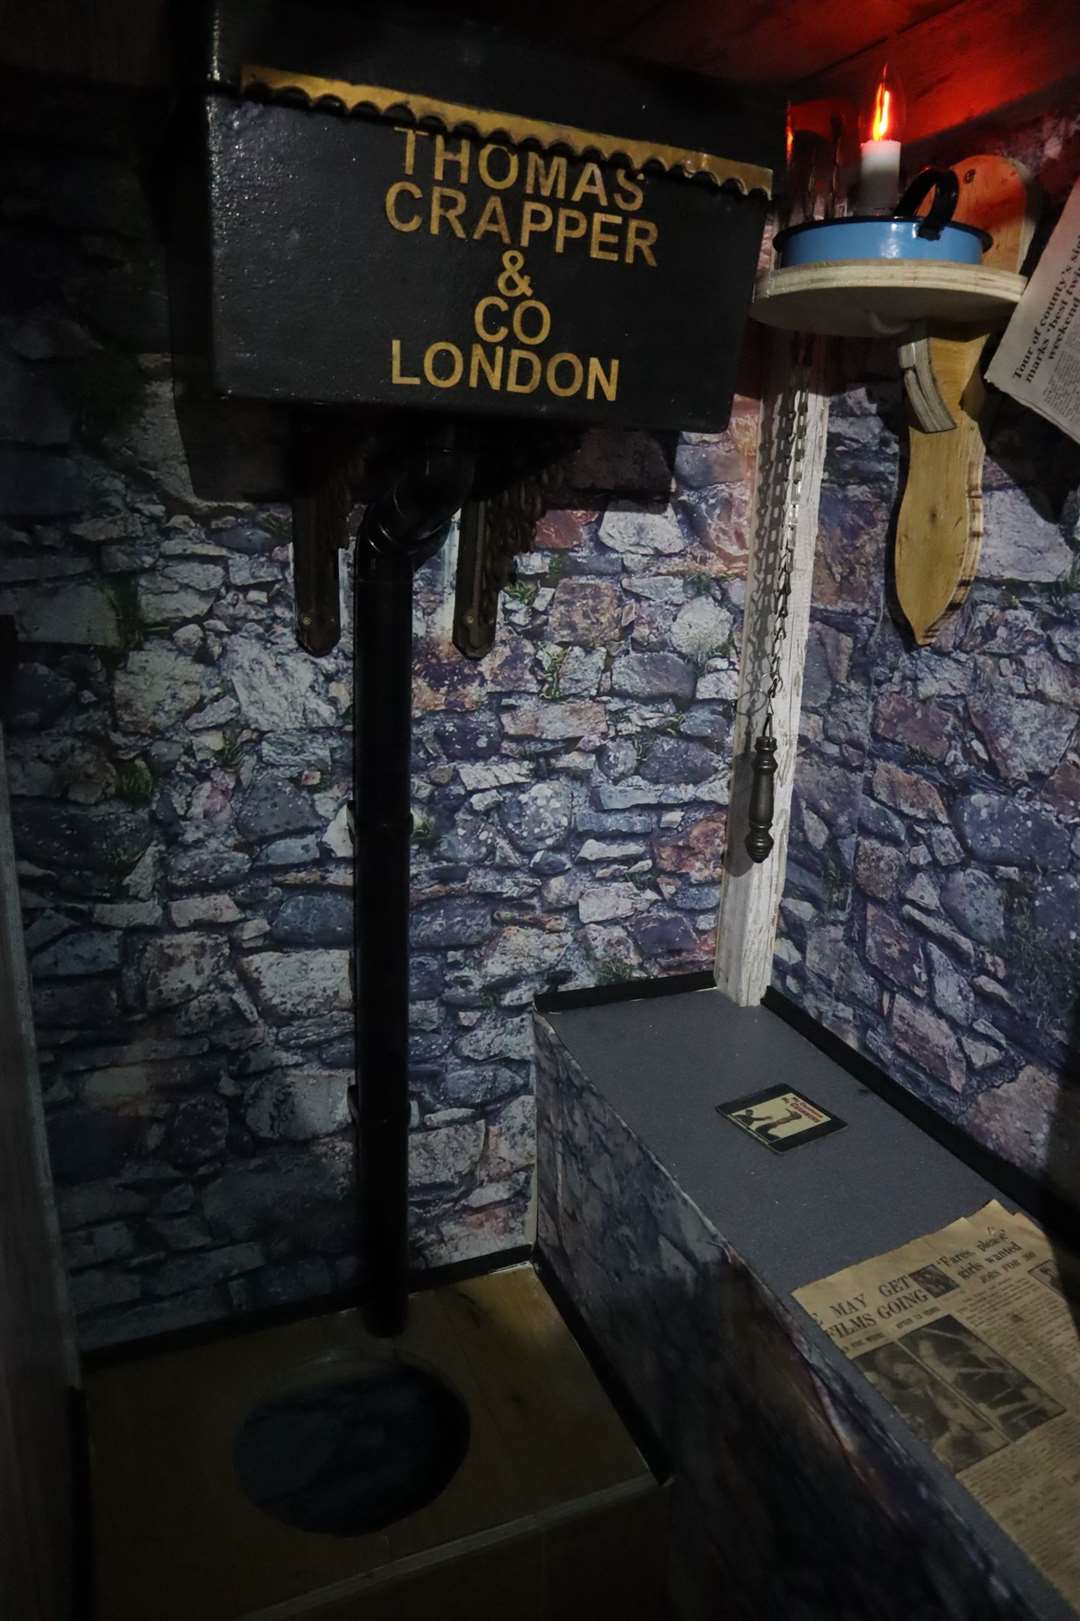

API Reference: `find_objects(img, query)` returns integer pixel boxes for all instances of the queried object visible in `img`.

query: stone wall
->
[776,106,1080,1220]
[0,139,755,1348]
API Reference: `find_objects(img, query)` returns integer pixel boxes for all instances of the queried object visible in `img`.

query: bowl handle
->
[895,168,959,240]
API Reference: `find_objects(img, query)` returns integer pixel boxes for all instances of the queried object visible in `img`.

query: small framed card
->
[716,1084,846,1153]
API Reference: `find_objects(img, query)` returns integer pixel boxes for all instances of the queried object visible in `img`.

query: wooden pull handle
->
[896,327,989,645]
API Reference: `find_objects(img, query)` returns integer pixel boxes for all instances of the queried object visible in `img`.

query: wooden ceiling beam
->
[1,0,1076,153]
[795,0,1080,147]
[462,0,661,47]
[620,0,957,88]
[0,0,172,87]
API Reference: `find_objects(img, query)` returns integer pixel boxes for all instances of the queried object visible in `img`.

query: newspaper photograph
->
[794,1202,1080,1609]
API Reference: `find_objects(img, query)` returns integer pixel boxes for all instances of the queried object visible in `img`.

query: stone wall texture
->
[776,107,1080,1222]
[0,140,754,1348]
[9,101,1080,1355]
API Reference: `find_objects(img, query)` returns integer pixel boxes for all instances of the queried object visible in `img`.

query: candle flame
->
[870,71,893,142]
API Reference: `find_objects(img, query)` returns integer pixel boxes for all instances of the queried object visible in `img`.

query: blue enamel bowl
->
[774,216,991,269]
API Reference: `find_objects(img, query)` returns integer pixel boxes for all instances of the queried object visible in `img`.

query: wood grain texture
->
[0,726,77,1621]
[799,0,1080,147]
[896,326,990,643]
[752,261,1025,339]
[239,1488,668,1621]
[715,332,831,1007]
[895,156,1036,644]
[9,0,1070,167]
[0,0,173,85]
[0,0,957,91]
[89,1264,661,1621]
[458,0,662,48]
[899,322,957,431]
[623,0,955,86]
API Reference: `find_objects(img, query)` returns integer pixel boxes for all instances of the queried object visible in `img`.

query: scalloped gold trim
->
[239,64,772,197]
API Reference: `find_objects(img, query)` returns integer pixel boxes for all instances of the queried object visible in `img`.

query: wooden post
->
[715,330,831,1006]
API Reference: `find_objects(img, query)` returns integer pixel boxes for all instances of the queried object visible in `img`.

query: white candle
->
[859,138,901,214]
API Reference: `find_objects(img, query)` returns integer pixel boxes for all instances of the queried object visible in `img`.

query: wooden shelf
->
[751,260,1027,338]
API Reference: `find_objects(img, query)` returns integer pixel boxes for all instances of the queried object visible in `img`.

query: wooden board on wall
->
[715,333,832,1007]
[0,0,172,86]
[0,0,955,90]
[4,0,1075,156]
[798,0,1080,147]
[240,1491,670,1621]
[0,726,77,1621]
[622,0,954,87]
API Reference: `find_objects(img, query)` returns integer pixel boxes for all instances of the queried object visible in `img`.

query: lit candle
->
[859,65,904,214]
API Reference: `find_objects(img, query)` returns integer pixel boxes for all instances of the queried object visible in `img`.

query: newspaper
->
[987,179,1080,444]
[794,1202,1080,1609]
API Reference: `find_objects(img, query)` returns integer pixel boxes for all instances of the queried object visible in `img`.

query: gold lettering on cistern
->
[385,129,656,402]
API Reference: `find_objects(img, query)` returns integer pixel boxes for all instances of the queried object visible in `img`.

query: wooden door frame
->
[0,723,79,1621]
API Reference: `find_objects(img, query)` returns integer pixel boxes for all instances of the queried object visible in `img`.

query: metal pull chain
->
[745,334,814,865]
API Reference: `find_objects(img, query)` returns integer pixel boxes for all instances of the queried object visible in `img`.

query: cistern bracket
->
[288,415,577,660]
[751,153,1041,646]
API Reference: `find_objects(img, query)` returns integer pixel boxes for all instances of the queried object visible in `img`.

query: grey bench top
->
[543,984,1074,1620]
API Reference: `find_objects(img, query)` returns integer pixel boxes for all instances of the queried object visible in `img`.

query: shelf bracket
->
[895,155,1039,644]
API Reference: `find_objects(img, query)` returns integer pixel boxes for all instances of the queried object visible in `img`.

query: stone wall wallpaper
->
[776,106,1080,1221]
[7,100,1080,1356]
[0,140,754,1349]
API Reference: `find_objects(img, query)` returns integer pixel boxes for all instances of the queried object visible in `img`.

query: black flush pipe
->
[352,437,474,1338]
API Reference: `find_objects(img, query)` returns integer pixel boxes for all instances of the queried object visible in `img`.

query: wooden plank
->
[90,1264,654,1621]
[951,154,1041,273]
[461,0,660,47]
[0,725,77,1621]
[714,332,831,1007]
[244,1533,545,1621]
[0,0,171,86]
[622,0,955,86]
[426,1268,648,1518]
[543,1485,670,1620]
[895,156,1037,643]
[752,261,1025,339]
[798,0,1080,148]
[90,1290,525,1621]
[233,1482,667,1620]
[895,326,990,642]
[3,0,1077,151]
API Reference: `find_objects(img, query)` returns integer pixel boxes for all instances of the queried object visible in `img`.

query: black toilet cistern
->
[180,0,780,1342]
